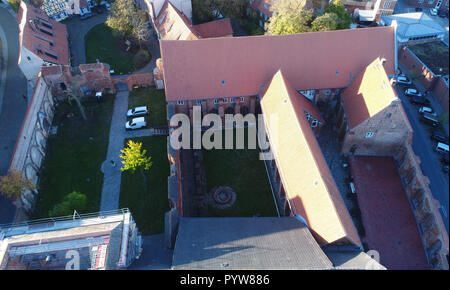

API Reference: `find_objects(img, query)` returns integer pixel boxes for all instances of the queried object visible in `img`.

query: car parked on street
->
[419,106,437,116]
[420,113,440,127]
[443,164,449,173]
[434,142,449,155]
[410,95,430,105]
[127,106,149,118]
[80,12,93,20]
[430,8,438,16]
[431,131,449,143]
[405,88,422,97]
[441,152,449,164]
[396,75,412,85]
[94,5,104,14]
[125,117,147,130]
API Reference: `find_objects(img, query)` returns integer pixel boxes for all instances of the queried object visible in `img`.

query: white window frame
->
[230,98,236,103]
[196,99,202,105]
[214,98,219,105]
[177,100,184,105]
[240,97,245,102]
[311,119,319,128]
[365,132,375,138]
[223,98,228,103]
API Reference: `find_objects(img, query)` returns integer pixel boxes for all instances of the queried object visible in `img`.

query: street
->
[0,5,28,224]
[393,82,449,232]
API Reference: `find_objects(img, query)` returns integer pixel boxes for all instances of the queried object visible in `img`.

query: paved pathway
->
[128,234,173,270]
[99,91,161,211]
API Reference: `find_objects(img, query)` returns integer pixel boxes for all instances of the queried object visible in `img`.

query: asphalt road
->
[0,6,28,224]
[393,84,449,232]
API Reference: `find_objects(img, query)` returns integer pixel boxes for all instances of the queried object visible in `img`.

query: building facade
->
[40,0,92,21]
[405,0,449,11]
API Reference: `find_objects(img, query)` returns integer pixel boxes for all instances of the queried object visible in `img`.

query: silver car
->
[127,106,149,118]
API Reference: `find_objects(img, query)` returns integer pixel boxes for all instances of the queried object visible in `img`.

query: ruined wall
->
[394,143,449,270]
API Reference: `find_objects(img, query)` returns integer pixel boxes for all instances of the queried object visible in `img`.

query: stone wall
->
[8,77,55,215]
[394,143,449,270]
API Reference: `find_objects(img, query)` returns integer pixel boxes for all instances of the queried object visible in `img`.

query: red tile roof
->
[260,70,361,247]
[349,156,429,269]
[193,18,233,38]
[155,0,200,40]
[341,58,398,129]
[17,1,69,65]
[160,26,395,101]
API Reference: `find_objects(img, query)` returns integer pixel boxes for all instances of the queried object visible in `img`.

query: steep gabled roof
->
[341,57,398,129]
[160,26,396,101]
[17,1,69,65]
[155,0,200,40]
[260,70,361,247]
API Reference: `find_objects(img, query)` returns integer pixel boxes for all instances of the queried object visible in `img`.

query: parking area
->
[393,73,449,232]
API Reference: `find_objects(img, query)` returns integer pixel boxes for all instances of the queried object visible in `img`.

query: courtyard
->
[119,136,170,235]
[85,24,151,74]
[202,128,277,217]
[33,95,115,218]
[128,88,167,127]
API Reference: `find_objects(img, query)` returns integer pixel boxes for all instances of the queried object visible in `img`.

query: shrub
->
[133,49,151,69]
[49,191,87,217]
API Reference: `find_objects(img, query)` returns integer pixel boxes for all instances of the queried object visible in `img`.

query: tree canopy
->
[120,140,153,173]
[192,0,249,24]
[265,0,352,35]
[0,170,37,200]
[106,0,149,39]
[49,191,87,217]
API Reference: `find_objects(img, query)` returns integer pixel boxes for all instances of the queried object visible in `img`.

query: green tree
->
[106,0,146,38]
[120,140,153,181]
[311,12,339,32]
[0,170,37,200]
[265,0,314,35]
[49,191,87,217]
[325,0,351,29]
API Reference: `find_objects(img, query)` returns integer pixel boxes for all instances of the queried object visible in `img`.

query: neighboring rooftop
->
[381,13,447,41]
[0,209,141,270]
[348,156,430,270]
[160,26,395,101]
[193,18,233,38]
[172,217,334,270]
[341,57,399,129]
[16,0,69,65]
[408,41,449,77]
[260,70,361,247]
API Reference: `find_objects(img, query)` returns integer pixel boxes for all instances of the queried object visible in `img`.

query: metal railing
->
[0,208,130,231]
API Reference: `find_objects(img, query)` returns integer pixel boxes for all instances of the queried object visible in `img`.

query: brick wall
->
[405,0,449,11]
[394,143,449,270]
[432,77,449,114]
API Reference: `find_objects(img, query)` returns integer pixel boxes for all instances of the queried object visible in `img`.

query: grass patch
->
[202,128,277,217]
[119,136,170,235]
[409,42,449,76]
[33,95,115,218]
[85,24,150,74]
[128,88,167,127]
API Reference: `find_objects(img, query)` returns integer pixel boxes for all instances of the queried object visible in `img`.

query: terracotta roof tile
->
[260,70,361,247]
[160,26,395,101]
[17,1,69,65]
[155,0,200,40]
[193,18,233,38]
[341,57,398,129]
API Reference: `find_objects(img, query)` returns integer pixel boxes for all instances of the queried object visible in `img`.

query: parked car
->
[431,131,449,143]
[396,75,412,85]
[443,164,449,173]
[101,1,111,10]
[430,8,438,16]
[437,9,447,18]
[415,7,423,12]
[405,88,422,97]
[80,12,93,20]
[420,113,440,127]
[125,117,147,130]
[419,106,437,116]
[434,142,449,155]
[441,152,449,164]
[410,95,430,105]
[94,5,104,14]
[127,106,149,118]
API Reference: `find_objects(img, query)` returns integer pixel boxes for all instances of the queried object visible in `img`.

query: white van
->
[125,117,147,130]
[435,142,449,154]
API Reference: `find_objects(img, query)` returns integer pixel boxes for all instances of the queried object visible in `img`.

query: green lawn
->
[85,24,143,74]
[119,136,170,235]
[33,95,115,218]
[202,128,277,217]
[409,42,449,76]
[6,0,20,12]
[128,88,167,127]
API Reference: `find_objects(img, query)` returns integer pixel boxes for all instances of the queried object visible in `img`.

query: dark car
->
[410,96,430,106]
[94,6,104,14]
[431,132,449,143]
[415,7,423,12]
[441,152,449,164]
[443,164,449,174]
[438,9,447,18]
[420,113,440,127]
[80,12,93,20]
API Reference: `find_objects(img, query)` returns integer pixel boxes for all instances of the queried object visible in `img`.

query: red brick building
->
[405,0,449,12]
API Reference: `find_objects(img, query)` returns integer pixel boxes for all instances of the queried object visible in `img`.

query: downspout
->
[392,20,399,75]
